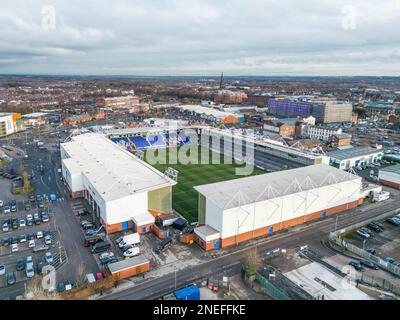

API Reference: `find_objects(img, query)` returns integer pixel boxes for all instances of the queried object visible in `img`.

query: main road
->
[101,198,400,300]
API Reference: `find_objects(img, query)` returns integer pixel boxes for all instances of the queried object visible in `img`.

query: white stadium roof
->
[194,164,361,210]
[61,133,176,201]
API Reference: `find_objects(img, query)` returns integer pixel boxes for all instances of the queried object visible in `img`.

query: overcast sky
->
[0,0,399,76]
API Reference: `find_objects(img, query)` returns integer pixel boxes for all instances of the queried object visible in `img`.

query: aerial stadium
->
[60,125,372,250]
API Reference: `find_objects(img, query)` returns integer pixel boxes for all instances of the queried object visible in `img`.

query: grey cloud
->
[0,0,399,75]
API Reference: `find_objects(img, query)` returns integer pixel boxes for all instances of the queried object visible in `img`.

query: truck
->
[118,233,140,249]
[372,191,390,202]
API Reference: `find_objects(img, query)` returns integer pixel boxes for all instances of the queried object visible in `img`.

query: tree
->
[22,171,31,191]
[75,263,87,289]
[244,248,261,277]
[24,276,61,300]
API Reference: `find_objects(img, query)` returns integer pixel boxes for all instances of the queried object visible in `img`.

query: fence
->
[329,207,400,277]
[356,274,400,296]
[255,272,289,300]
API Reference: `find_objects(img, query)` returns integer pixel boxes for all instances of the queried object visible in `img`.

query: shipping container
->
[174,284,200,300]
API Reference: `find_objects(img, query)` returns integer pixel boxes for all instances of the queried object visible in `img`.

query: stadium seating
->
[178,131,191,146]
[129,136,150,150]
[165,133,179,147]
[148,134,166,148]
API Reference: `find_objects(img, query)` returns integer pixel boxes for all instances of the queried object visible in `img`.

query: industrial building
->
[96,95,141,107]
[379,164,400,189]
[0,113,23,137]
[179,105,244,124]
[327,147,383,170]
[60,133,176,234]
[193,164,364,250]
[21,112,48,127]
[268,99,353,124]
[301,125,343,142]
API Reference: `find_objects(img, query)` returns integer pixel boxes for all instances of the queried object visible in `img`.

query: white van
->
[118,233,140,249]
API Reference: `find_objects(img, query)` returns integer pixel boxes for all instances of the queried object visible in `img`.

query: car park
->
[349,261,364,271]
[0,264,5,276]
[6,272,16,286]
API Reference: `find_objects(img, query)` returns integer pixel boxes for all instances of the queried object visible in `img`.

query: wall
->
[148,186,172,213]
[215,179,362,240]
[105,192,148,225]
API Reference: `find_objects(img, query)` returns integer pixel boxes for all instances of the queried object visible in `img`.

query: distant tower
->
[219,72,224,89]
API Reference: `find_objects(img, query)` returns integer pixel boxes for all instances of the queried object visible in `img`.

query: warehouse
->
[193,164,364,250]
[327,147,383,170]
[107,256,150,280]
[60,133,176,233]
[379,164,400,189]
[179,105,244,124]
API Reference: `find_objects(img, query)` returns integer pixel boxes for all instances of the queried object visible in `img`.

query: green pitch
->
[144,146,266,222]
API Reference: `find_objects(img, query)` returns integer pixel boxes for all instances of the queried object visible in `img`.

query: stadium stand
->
[178,131,191,146]
[148,134,166,148]
[166,132,179,147]
[130,136,150,150]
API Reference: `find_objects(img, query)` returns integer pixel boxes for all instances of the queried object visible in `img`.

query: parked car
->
[44,252,54,264]
[3,206,10,214]
[356,229,370,238]
[154,237,173,254]
[26,263,35,278]
[10,205,17,213]
[99,252,114,260]
[41,213,49,223]
[349,261,364,271]
[6,272,16,286]
[2,238,10,246]
[0,264,5,276]
[11,236,19,244]
[0,200,3,207]
[27,233,35,240]
[386,217,400,226]
[360,227,374,237]
[100,257,118,265]
[372,221,384,229]
[11,219,18,230]
[33,244,49,253]
[24,203,31,211]
[19,234,27,243]
[19,219,26,228]
[123,246,140,257]
[2,222,9,232]
[383,257,395,264]
[360,260,379,270]
[90,241,111,254]
[16,259,25,271]
[367,223,382,233]
[28,240,35,248]
[37,261,45,274]
[95,273,105,281]
[36,231,44,239]
[44,235,52,245]
[37,202,44,209]
[29,196,36,203]
[82,222,95,230]
[11,243,18,252]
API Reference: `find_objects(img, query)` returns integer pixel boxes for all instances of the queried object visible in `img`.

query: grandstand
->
[109,128,265,222]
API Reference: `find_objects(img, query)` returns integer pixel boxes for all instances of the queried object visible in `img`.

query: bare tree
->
[22,171,31,191]
[75,263,87,289]
[244,248,261,277]
[24,276,61,300]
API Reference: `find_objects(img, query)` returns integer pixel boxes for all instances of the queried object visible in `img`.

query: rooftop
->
[179,104,238,118]
[107,255,149,273]
[61,133,175,202]
[380,164,400,174]
[194,164,360,210]
[327,147,382,160]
